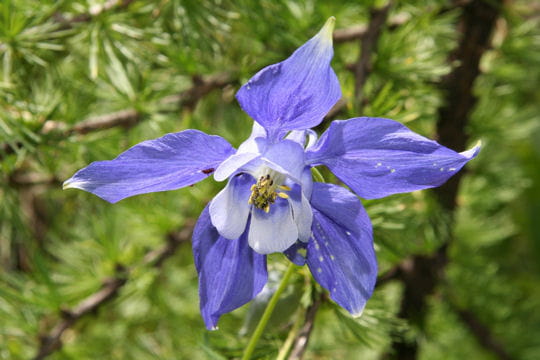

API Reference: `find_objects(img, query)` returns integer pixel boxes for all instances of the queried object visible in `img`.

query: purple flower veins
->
[64,18,480,330]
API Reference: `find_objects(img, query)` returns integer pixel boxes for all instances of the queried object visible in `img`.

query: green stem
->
[311,167,325,183]
[241,263,296,360]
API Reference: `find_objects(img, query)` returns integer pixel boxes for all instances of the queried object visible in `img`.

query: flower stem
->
[311,167,325,183]
[241,263,296,360]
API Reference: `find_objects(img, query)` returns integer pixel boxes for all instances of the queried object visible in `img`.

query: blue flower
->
[64,18,480,330]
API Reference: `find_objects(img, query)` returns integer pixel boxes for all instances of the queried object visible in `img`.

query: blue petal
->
[193,206,268,330]
[284,241,307,266]
[209,174,253,240]
[307,182,377,316]
[306,117,481,199]
[63,130,235,203]
[236,18,341,142]
[249,198,298,254]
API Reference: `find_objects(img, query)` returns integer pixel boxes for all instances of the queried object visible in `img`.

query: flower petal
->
[306,117,481,199]
[261,140,306,183]
[236,18,341,142]
[237,122,268,154]
[214,123,269,182]
[300,167,314,198]
[286,129,318,151]
[209,174,253,240]
[63,130,235,203]
[193,206,268,330]
[284,241,307,266]
[249,199,298,254]
[307,182,377,316]
[214,152,261,182]
[287,183,313,242]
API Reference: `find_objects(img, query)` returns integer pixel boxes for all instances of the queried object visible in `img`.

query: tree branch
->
[70,109,141,135]
[33,219,194,360]
[333,13,408,44]
[448,300,514,360]
[1,73,234,162]
[160,72,234,112]
[354,2,393,111]
[53,0,136,28]
[386,1,503,359]
[35,275,128,360]
[288,293,323,360]
[320,5,398,127]
[42,72,234,137]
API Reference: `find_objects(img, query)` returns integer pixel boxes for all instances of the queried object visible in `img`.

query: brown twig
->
[323,97,348,121]
[353,2,393,111]
[1,73,234,162]
[47,72,233,136]
[333,13,409,44]
[375,264,403,288]
[70,109,141,135]
[321,7,400,125]
[34,273,128,360]
[288,293,323,360]
[53,0,136,28]
[447,300,514,360]
[143,219,195,268]
[161,72,234,112]
[33,220,194,360]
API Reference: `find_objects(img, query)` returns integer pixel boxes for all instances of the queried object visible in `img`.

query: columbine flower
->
[64,17,480,330]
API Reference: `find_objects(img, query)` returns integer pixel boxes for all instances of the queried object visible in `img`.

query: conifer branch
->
[33,220,194,360]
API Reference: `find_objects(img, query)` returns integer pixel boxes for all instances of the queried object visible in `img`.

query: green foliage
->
[1,1,539,359]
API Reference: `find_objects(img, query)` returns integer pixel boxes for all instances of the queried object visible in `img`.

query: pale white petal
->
[288,186,313,242]
[214,152,259,182]
[209,174,253,239]
[248,200,298,254]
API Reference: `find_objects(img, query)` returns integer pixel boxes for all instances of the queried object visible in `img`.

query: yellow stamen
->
[248,173,291,212]
[277,192,289,199]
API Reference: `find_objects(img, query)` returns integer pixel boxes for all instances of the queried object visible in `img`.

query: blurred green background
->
[1,0,539,359]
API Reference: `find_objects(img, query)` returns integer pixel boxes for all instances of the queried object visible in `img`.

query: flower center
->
[248,170,291,213]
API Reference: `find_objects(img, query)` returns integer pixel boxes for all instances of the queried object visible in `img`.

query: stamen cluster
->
[248,174,290,213]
